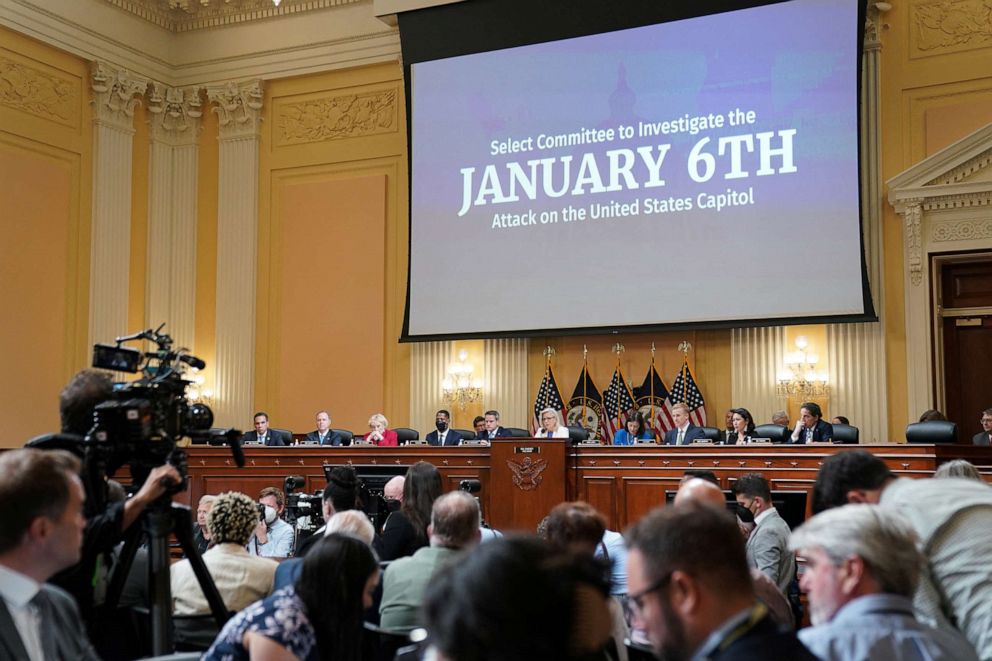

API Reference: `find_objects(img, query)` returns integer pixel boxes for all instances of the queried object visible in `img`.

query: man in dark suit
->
[973,408,992,446]
[476,409,514,442]
[626,502,816,661]
[0,448,100,660]
[789,402,833,444]
[304,410,344,446]
[426,409,461,446]
[241,411,291,446]
[663,403,707,445]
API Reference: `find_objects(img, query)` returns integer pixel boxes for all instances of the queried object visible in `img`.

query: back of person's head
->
[297,533,378,661]
[933,459,983,481]
[430,491,481,549]
[206,491,259,546]
[544,501,607,555]
[59,369,113,435]
[812,450,894,513]
[402,461,443,536]
[626,502,753,599]
[789,504,921,598]
[731,472,772,501]
[680,469,719,486]
[918,408,946,422]
[324,465,359,512]
[674,478,726,509]
[424,536,612,661]
[0,448,81,555]
[325,510,375,546]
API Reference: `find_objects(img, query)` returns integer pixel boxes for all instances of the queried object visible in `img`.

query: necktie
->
[31,591,56,661]
[677,429,684,445]
[547,431,553,438]
[806,428,813,442]
[489,431,494,440]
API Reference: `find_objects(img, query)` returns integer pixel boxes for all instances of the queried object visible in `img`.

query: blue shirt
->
[247,517,295,557]
[798,594,979,661]
[595,529,628,595]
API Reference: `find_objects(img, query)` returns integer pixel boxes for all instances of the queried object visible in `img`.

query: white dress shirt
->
[0,564,45,661]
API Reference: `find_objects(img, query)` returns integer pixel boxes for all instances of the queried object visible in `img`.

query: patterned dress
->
[203,586,316,661]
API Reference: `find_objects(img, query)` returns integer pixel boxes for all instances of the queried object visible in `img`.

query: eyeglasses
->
[981,418,992,424]
[628,572,672,616]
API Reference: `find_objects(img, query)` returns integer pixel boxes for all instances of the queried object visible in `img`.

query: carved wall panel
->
[911,0,992,57]
[274,87,397,146]
[0,52,80,127]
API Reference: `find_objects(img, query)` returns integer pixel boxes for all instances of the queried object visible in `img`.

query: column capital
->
[148,83,204,145]
[91,62,147,131]
[207,79,264,140]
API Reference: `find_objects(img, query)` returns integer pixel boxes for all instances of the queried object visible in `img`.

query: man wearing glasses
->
[973,408,992,446]
[625,504,815,660]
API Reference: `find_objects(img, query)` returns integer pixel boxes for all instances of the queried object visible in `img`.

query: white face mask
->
[263,505,278,525]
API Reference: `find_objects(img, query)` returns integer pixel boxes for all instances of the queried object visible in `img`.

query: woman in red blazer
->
[365,413,398,446]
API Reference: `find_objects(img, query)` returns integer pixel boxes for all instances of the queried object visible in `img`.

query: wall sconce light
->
[776,335,829,398]
[442,350,482,410]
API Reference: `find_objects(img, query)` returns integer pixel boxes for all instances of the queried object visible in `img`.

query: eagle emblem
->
[505,456,548,491]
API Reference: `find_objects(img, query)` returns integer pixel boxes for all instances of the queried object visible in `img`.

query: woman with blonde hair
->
[364,412,398,446]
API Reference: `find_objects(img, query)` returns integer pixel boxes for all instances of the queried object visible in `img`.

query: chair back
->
[333,428,355,445]
[453,428,476,441]
[753,424,789,444]
[505,427,530,438]
[394,427,420,444]
[698,426,721,442]
[906,420,958,444]
[567,425,589,443]
[831,423,860,444]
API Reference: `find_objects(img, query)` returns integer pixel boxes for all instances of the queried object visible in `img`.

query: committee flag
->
[633,363,676,438]
[531,364,567,435]
[667,360,707,427]
[602,367,637,444]
[566,366,604,440]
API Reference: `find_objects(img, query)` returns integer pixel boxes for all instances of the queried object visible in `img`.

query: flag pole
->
[582,344,588,434]
[678,340,691,403]
[649,342,656,424]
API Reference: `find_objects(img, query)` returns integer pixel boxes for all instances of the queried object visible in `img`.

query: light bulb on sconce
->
[777,336,828,397]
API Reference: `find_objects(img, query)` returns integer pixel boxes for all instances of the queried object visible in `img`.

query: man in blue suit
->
[426,409,461,446]
[663,403,707,445]
[304,410,344,445]
[789,402,833,444]
[476,410,514,442]
[241,411,292,446]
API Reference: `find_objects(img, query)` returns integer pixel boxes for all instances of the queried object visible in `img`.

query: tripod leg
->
[171,503,230,628]
[104,516,144,610]
[144,505,174,656]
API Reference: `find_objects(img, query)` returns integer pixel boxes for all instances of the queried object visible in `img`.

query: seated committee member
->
[772,409,791,428]
[614,410,654,445]
[364,413,398,446]
[426,409,461,446]
[476,409,513,441]
[790,402,833,443]
[536,407,569,438]
[472,415,486,436]
[726,407,757,445]
[241,411,291,446]
[663,402,706,445]
[973,408,992,446]
[247,487,295,558]
[304,410,344,446]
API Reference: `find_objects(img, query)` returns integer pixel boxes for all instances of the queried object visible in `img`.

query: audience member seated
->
[918,409,947,422]
[375,461,442,561]
[536,407,569,438]
[204,534,378,661]
[364,413,398,446]
[934,459,984,481]
[726,407,757,445]
[193,494,216,556]
[172,491,276,616]
[830,415,850,426]
[0,448,100,661]
[813,450,992,658]
[241,411,291,446]
[625,503,816,661]
[475,409,513,442]
[383,475,404,504]
[380,491,481,631]
[425,409,461,446]
[790,504,978,661]
[247,486,295,558]
[304,410,343,446]
[543,501,629,661]
[596,528,628,599]
[733,473,795,593]
[423,536,615,660]
[663,402,706,445]
[789,401,833,443]
[973,407,992,446]
[675,478,794,630]
[275,510,376,591]
[772,409,791,428]
[613,411,654,445]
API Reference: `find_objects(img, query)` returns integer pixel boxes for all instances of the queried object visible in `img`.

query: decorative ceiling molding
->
[103,0,365,33]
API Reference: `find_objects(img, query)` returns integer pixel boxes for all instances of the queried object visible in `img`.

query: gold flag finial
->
[677,341,692,355]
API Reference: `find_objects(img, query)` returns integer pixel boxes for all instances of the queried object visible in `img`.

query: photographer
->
[295,465,359,558]
[248,486,295,557]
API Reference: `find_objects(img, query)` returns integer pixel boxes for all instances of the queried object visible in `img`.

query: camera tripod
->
[105,492,229,656]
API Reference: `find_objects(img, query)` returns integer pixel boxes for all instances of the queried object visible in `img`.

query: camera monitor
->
[93,343,143,373]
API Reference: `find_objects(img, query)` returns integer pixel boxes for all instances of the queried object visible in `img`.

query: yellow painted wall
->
[0,28,91,447]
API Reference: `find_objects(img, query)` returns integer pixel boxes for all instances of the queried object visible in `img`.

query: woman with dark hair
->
[613,411,654,445]
[376,461,442,561]
[204,533,378,661]
[726,408,756,445]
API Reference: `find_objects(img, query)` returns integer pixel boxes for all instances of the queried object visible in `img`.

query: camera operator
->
[49,370,181,621]
[248,486,295,558]
[295,466,360,558]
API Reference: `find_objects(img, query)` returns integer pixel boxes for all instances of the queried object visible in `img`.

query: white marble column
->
[89,63,147,348]
[483,338,529,428]
[206,80,263,427]
[409,341,454,434]
[146,84,203,351]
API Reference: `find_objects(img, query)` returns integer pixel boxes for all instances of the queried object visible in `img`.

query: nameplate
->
[747,438,772,445]
[579,440,603,446]
[460,440,488,447]
[351,440,373,446]
[405,440,428,446]
[691,440,714,445]
[635,439,658,445]
[514,446,541,454]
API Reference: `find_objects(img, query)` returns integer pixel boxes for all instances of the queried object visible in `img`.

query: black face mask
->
[736,504,755,524]
[436,420,449,432]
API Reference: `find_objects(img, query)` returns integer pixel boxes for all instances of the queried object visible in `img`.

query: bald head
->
[384,476,405,502]
[674,477,726,509]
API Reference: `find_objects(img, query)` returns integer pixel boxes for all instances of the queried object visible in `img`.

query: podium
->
[487,438,567,533]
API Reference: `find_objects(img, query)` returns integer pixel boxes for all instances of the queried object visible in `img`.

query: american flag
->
[531,365,567,435]
[666,360,707,427]
[633,364,677,438]
[567,366,604,440]
[602,367,637,444]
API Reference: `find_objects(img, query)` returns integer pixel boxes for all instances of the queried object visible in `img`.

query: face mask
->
[736,504,755,524]
[263,505,277,525]
[436,419,448,432]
